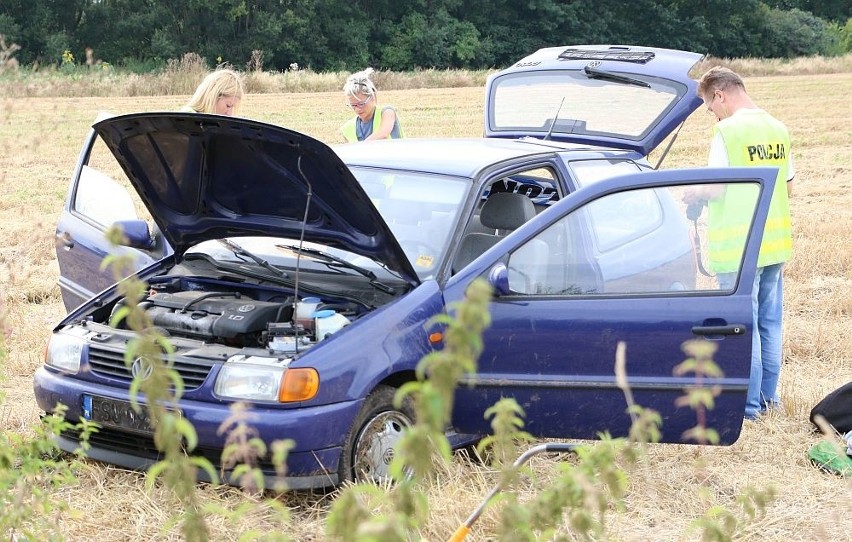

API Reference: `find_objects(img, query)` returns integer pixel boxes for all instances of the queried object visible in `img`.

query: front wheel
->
[339,385,414,484]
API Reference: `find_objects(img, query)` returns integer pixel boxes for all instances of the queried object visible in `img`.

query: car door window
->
[454,166,561,273]
[483,167,560,209]
[568,159,662,248]
[74,166,139,228]
[73,136,155,232]
[588,188,663,252]
[568,158,644,188]
[507,182,760,295]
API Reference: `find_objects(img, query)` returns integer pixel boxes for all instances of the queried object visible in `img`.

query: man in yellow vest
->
[685,66,794,420]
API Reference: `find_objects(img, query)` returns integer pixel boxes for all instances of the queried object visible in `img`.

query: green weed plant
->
[0,271,92,540]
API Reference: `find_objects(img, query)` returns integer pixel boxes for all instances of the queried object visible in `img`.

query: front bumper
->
[34,366,362,490]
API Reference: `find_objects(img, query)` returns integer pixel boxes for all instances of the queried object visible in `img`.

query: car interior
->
[453,192,537,272]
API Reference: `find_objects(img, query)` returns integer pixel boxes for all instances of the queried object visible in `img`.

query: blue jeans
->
[719,263,784,419]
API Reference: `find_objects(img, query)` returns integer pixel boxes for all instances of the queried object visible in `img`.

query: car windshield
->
[349,167,470,279]
[489,70,685,140]
[186,169,470,281]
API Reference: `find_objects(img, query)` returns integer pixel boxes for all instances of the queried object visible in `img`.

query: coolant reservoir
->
[313,310,350,340]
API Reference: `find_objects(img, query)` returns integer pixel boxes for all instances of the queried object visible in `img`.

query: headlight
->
[214,356,319,403]
[46,331,85,374]
[215,356,286,401]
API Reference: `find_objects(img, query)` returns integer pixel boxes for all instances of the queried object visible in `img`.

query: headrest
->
[479,193,536,230]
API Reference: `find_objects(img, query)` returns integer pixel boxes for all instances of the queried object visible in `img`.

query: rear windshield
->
[489,70,685,141]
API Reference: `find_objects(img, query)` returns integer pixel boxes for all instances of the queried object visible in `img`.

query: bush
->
[763,8,839,57]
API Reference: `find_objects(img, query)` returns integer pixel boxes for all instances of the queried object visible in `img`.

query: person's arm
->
[366,107,397,140]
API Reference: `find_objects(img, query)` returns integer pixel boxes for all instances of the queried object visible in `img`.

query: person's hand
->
[683,185,724,204]
[682,187,705,205]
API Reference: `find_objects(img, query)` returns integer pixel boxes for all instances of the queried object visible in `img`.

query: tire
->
[338,385,414,485]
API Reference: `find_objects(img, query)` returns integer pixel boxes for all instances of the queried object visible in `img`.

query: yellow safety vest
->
[340,106,405,143]
[707,110,792,273]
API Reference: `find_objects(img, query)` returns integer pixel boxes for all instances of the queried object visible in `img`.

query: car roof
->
[331,137,628,179]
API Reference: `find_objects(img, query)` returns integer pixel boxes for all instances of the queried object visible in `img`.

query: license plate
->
[82,395,158,435]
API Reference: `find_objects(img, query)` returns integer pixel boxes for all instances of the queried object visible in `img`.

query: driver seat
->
[453,192,536,272]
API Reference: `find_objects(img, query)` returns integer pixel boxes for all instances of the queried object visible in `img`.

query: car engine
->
[111,289,351,351]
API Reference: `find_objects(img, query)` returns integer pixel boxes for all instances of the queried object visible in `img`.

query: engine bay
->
[107,285,358,354]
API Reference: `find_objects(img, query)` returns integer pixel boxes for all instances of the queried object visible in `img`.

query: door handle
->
[691,324,747,336]
[56,231,74,249]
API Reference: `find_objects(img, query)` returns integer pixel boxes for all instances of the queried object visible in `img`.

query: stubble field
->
[1,72,851,540]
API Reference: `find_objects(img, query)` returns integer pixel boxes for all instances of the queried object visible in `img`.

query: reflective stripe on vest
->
[707,110,792,273]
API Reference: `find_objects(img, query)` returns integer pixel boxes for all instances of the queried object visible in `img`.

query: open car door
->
[446,166,778,445]
[56,125,168,312]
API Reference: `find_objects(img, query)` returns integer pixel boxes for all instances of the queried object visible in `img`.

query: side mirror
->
[115,219,156,250]
[488,263,510,296]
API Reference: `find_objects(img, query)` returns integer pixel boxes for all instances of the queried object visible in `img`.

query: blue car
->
[36,45,778,489]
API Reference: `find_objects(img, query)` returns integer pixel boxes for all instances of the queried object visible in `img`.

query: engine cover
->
[143,291,283,339]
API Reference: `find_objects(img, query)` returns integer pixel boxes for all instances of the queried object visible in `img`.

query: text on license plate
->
[82,395,159,434]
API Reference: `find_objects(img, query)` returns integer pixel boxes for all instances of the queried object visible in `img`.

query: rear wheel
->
[339,385,414,484]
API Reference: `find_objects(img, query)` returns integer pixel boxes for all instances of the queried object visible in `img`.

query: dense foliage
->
[1,1,851,73]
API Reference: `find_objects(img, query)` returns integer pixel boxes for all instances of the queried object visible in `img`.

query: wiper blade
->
[276,243,396,295]
[218,239,289,280]
[583,65,650,88]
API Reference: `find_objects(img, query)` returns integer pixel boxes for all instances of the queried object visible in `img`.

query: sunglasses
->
[347,95,373,109]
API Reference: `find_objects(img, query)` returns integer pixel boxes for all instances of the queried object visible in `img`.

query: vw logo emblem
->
[237,304,256,313]
[130,357,154,381]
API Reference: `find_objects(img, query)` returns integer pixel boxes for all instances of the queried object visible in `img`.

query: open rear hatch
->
[484,44,705,156]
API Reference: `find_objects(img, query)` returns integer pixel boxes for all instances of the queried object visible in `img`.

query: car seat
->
[453,192,536,272]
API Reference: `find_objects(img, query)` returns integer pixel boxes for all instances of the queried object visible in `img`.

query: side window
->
[454,166,561,273]
[74,166,138,228]
[467,166,560,236]
[588,189,663,252]
[73,135,154,230]
[507,210,599,295]
[568,158,644,188]
[483,167,560,210]
[507,182,761,295]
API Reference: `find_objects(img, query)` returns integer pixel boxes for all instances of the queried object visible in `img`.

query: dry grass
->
[2,53,850,99]
[0,65,493,99]
[696,54,852,77]
[1,66,851,540]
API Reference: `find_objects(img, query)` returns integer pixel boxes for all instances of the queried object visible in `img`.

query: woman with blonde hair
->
[181,68,245,116]
[340,67,405,142]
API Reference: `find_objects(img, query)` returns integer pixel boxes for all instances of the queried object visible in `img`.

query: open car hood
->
[484,44,704,155]
[93,113,420,285]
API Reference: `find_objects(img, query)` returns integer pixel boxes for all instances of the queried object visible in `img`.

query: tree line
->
[1,0,850,73]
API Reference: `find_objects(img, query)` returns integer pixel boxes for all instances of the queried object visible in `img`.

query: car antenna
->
[292,154,313,353]
[543,97,566,141]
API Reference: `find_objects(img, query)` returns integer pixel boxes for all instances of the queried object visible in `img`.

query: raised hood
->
[93,113,419,284]
[484,44,705,155]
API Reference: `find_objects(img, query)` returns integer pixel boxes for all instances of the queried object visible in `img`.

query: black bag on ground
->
[810,381,852,434]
